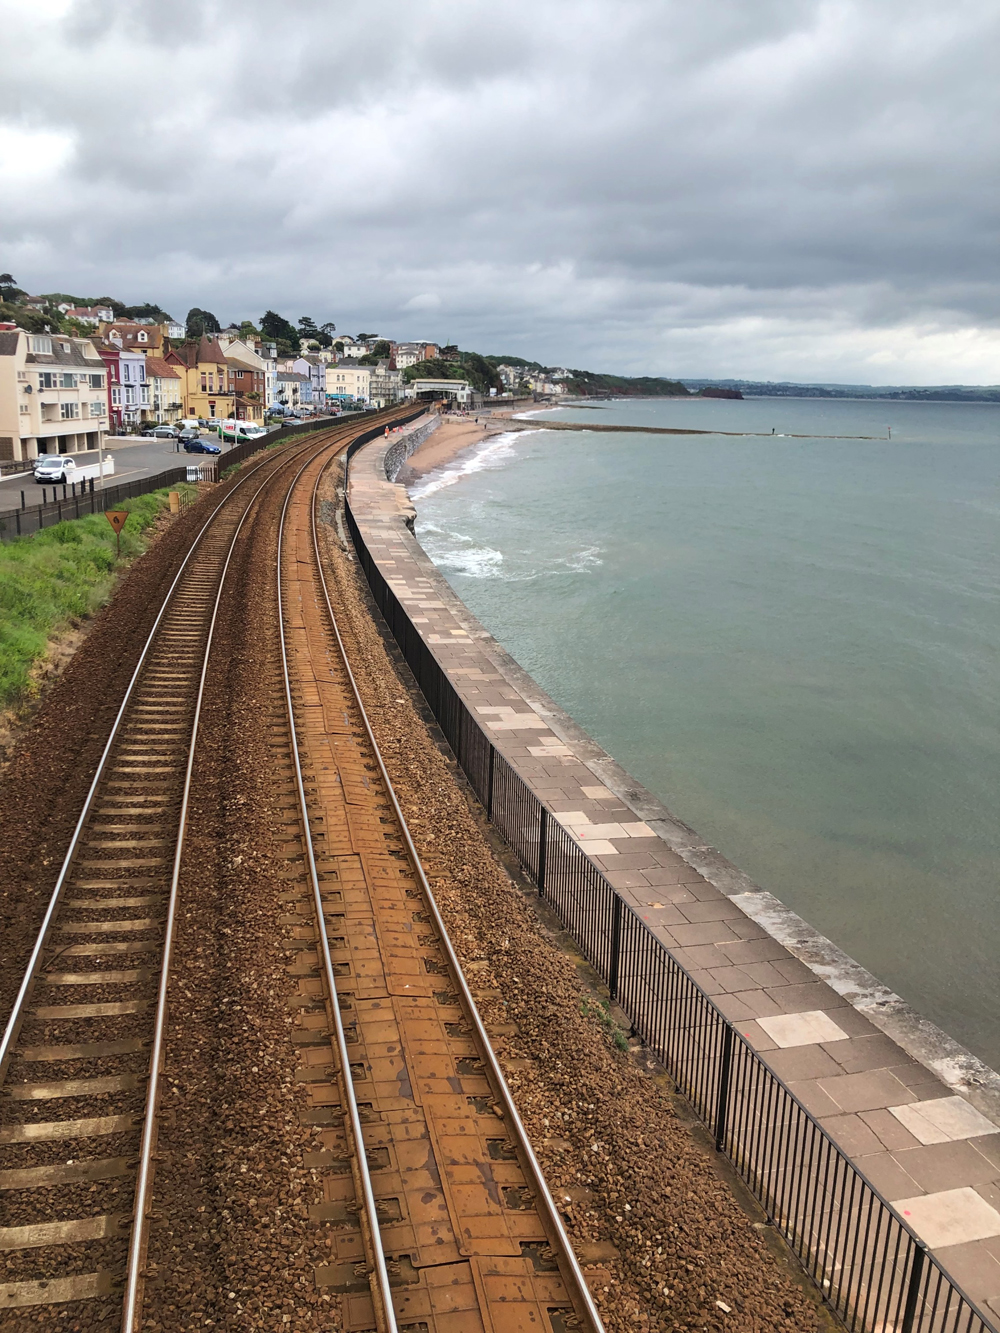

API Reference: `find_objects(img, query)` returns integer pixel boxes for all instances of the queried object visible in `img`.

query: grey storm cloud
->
[1,0,998,381]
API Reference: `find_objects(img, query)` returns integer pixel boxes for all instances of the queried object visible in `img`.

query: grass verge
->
[0,484,199,709]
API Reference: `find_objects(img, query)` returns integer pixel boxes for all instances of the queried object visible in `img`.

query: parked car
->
[183,438,221,455]
[141,424,180,439]
[32,454,114,484]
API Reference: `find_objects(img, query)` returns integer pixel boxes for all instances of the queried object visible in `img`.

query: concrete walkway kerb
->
[347,415,1000,1318]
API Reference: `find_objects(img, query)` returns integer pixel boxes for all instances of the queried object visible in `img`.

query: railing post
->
[608,894,624,1000]
[486,746,495,821]
[900,1241,926,1333]
[537,806,548,896]
[715,1024,734,1151]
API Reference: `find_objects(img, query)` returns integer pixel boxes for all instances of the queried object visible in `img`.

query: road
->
[0,434,235,515]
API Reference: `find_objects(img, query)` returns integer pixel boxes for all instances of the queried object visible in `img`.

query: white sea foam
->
[409,431,527,501]
[560,545,604,572]
[420,529,505,579]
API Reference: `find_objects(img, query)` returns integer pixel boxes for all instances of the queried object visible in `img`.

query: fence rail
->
[0,467,196,541]
[342,454,996,1333]
[0,413,377,542]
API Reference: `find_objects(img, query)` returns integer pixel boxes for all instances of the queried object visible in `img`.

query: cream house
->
[0,327,109,461]
[326,362,371,403]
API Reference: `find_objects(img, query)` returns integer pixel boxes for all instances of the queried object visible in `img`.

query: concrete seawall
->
[348,420,1000,1317]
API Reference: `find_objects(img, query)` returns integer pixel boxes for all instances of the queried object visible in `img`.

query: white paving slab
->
[889,1096,999,1145]
[757,1010,849,1049]
[893,1188,1000,1250]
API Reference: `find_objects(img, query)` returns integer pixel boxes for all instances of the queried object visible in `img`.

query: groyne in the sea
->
[341,413,1000,1331]
[505,417,887,440]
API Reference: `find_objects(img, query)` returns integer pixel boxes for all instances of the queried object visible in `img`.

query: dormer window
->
[138,331,147,342]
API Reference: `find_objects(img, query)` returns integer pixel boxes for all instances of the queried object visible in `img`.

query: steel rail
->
[308,454,607,1332]
[0,432,322,1084]
[120,425,350,1329]
[277,442,400,1331]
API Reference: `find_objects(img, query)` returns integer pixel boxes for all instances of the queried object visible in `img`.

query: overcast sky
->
[1,0,998,383]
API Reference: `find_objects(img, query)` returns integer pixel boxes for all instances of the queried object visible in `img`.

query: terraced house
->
[165,334,235,421]
[0,327,109,461]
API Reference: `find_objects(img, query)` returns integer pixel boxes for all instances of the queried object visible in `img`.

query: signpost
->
[105,509,128,557]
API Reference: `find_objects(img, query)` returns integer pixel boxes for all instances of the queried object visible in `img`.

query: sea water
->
[410,397,1000,1070]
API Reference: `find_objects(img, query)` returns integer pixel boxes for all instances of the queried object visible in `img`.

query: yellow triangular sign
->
[105,510,128,535]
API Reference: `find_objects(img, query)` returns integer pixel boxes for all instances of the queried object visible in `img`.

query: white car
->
[33,455,77,484]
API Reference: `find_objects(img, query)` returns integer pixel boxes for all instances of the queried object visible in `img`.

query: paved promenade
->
[348,418,1000,1318]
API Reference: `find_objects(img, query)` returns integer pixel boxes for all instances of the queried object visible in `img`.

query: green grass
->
[580,996,630,1052]
[0,485,198,709]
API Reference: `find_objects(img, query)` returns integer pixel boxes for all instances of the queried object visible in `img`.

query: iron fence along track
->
[342,461,996,1333]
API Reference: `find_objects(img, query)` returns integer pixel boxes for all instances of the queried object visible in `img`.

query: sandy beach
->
[397,405,533,485]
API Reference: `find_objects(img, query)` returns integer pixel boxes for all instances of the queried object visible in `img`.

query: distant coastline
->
[682,378,1000,403]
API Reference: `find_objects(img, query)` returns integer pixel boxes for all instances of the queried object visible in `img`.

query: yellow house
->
[164,335,235,420]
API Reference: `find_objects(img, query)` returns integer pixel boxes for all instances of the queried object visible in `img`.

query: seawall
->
[347,418,1000,1319]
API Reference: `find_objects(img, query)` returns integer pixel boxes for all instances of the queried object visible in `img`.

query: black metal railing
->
[342,458,995,1333]
[0,467,195,541]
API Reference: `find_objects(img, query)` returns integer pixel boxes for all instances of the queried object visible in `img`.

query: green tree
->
[186,307,221,338]
[0,273,24,303]
[121,302,172,323]
[261,310,300,353]
[8,307,65,334]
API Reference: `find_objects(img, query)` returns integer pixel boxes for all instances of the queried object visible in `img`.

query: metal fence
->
[0,467,195,541]
[0,413,381,542]
[342,473,996,1333]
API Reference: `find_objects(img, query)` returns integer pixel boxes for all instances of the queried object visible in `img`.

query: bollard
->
[168,491,180,514]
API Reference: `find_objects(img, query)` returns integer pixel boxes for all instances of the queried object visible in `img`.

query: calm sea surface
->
[410,397,1000,1069]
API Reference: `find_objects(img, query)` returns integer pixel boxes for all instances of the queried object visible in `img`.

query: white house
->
[0,327,109,461]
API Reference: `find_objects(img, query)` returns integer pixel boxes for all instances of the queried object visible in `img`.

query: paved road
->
[0,435,234,515]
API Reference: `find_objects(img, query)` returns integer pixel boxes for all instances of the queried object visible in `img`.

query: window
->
[111,387,122,406]
[124,386,136,405]
[137,331,147,342]
[89,373,104,388]
[38,372,56,389]
[60,373,76,389]
[31,336,52,354]
[60,402,80,419]
[201,374,207,391]
[90,401,106,417]
[61,343,70,353]
[236,370,244,379]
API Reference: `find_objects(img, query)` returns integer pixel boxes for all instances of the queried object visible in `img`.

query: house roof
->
[167,336,228,368]
[145,357,180,379]
[100,321,163,349]
[23,334,104,368]
[277,372,308,383]
[0,331,20,356]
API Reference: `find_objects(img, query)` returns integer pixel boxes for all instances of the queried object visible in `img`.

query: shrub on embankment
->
[0,485,198,708]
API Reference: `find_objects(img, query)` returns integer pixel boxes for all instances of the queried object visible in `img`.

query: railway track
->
[0,415,410,1328]
[274,445,606,1331]
[0,407,606,1332]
